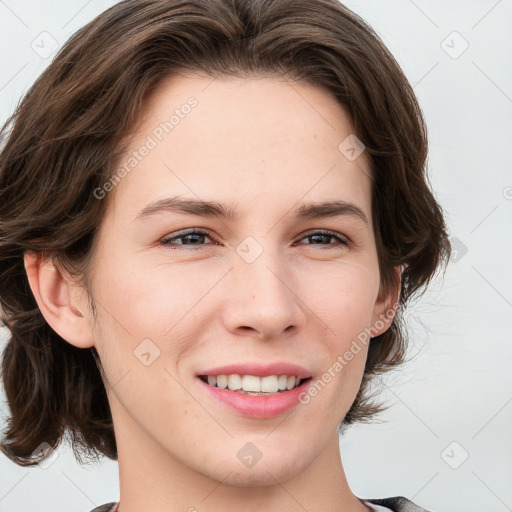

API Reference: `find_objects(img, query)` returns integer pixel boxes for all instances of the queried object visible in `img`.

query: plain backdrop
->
[0,1,511,511]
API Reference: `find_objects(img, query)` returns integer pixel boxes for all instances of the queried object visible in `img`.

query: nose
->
[221,244,306,341]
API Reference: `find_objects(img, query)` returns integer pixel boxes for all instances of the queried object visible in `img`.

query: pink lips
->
[196,362,312,380]
[195,362,314,419]
[197,376,313,418]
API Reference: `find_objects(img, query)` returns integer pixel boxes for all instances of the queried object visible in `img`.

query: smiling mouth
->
[198,374,313,396]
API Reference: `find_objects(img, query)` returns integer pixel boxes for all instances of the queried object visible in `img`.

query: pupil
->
[310,234,329,244]
[185,234,203,244]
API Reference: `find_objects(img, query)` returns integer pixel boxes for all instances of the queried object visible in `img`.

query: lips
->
[195,362,313,379]
[196,373,314,418]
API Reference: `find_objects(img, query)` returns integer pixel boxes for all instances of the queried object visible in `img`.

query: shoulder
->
[87,502,118,512]
[364,496,433,512]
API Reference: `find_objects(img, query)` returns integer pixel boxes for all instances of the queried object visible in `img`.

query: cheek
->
[92,254,221,392]
[306,262,379,339]
[98,253,213,336]
[91,257,204,411]
[304,263,377,397]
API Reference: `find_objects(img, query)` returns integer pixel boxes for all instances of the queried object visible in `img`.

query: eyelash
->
[160,228,349,250]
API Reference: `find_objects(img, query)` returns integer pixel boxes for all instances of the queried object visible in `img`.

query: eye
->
[160,228,217,250]
[295,230,349,248]
[160,228,349,250]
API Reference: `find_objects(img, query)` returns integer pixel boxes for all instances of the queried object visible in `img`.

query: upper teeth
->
[205,374,302,392]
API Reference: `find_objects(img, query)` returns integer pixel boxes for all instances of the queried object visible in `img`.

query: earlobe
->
[23,251,95,349]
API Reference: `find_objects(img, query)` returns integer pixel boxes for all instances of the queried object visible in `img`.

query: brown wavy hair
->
[0,0,451,466]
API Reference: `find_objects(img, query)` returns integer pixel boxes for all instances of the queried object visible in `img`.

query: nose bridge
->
[235,236,290,302]
[224,236,303,337]
[238,243,286,297]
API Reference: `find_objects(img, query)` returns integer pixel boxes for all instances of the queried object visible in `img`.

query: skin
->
[25,74,400,512]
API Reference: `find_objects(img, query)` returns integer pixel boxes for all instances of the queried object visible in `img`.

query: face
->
[80,74,396,487]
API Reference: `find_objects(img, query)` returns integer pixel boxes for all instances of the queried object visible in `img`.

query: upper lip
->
[196,362,313,379]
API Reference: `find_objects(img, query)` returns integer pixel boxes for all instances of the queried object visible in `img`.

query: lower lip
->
[196,377,313,419]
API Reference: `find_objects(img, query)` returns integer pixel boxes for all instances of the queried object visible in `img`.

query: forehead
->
[108,73,372,223]
[139,72,357,146]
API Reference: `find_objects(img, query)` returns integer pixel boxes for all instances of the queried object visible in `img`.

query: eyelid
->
[298,229,350,245]
[160,227,350,248]
[160,227,217,245]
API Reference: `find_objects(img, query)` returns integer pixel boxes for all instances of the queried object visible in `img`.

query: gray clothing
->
[88,495,432,511]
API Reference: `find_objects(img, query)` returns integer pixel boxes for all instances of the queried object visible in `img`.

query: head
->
[0,0,450,475]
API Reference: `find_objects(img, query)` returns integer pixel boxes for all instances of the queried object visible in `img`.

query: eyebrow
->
[135,197,369,225]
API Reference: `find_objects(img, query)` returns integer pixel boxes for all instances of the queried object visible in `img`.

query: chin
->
[217,468,291,488]
[207,454,307,488]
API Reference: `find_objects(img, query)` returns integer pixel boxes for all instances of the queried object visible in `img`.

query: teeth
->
[242,375,261,392]
[227,374,242,390]
[216,375,228,389]
[261,376,279,393]
[202,374,304,392]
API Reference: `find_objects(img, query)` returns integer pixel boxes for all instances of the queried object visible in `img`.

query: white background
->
[0,1,511,511]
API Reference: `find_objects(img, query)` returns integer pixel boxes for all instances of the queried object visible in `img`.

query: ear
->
[370,265,402,337]
[23,251,95,348]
